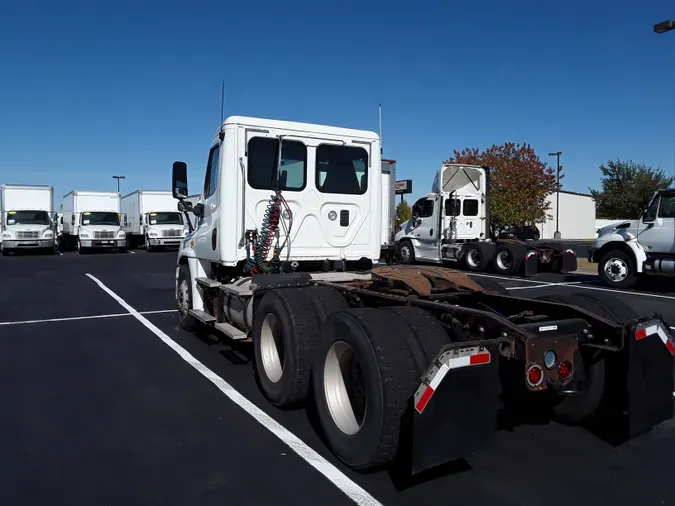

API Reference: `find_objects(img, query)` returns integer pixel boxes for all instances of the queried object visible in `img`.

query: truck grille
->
[94,231,115,239]
[162,229,182,237]
[17,231,39,239]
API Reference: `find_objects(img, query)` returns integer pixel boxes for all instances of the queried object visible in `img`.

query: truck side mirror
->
[178,200,194,213]
[172,161,189,200]
[193,203,205,218]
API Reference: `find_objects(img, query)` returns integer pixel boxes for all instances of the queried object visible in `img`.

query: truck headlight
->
[117,231,126,238]
[79,232,90,238]
[149,231,159,237]
[43,230,54,238]
[2,233,11,239]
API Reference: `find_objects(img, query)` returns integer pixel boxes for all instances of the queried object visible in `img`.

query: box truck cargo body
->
[60,191,126,253]
[121,190,186,250]
[1,184,55,255]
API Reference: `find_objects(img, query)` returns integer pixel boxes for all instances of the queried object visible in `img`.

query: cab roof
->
[219,115,380,141]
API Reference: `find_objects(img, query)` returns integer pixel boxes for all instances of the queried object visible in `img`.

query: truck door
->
[456,196,483,239]
[410,196,440,260]
[639,192,675,254]
[194,142,221,262]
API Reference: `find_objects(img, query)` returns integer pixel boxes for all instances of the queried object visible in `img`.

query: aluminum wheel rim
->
[323,341,367,436]
[260,313,284,383]
[177,279,189,317]
[400,244,411,262]
[604,258,628,282]
[466,249,480,268]
[496,250,512,270]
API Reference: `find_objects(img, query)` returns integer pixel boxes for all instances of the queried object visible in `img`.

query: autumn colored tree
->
[396,200,412,228]
[589,160,673,219]
[445,142,558,234]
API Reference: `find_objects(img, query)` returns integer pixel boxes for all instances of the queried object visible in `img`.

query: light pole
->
[112,175,125,193]
[548,152,562,239]
[654,20,675,182]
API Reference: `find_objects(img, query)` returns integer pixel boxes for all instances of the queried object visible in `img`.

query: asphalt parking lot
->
[1,251,675,506]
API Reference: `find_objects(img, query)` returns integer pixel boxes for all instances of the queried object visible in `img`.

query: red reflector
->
[415,386,434,413]
[527,365,543,386]
[635,328,648,340]
[558,360,572,380]
[470,352,490,365]
[667,340,675,355]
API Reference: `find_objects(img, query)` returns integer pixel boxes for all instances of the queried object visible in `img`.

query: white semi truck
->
[60,191,127,254]
[394,164,578,276]
[121,190,187,251]
[0,184,56,256]
[169,115,673,475]
[590,188,675,288]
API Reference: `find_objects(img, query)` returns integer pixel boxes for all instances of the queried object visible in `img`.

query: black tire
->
[176,263,198,332]
[253,289,320,408]
[381,305,450,372]
[398,240,415,265]
[462,243,491,272]
[597,249,637,289]
[298,286,349,326]
[119,247,127,254]
[2,250,9,257]
[313,308,420,470]
[492,244,525,276]
[472,277,509,295]
[534,292,637,423]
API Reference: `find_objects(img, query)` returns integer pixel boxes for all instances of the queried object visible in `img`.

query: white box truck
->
[121,190,187,251]
[60,191,127,254]
[1,184,56,256]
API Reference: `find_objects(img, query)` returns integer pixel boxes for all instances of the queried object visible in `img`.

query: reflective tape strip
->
[635,322,675,356]
[414,351,491,414]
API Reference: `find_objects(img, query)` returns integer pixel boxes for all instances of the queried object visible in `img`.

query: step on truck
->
[1,184,56,256]
[170,115,673,475]
[59,191,127,254]
[121,190,188,251]
[395,164,578,276]
[590,188,675,288]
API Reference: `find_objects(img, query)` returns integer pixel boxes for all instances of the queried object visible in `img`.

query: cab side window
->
[413,198,434,218]
[658,195,675,218]
[204,144,221,199]
[644,196,660,222]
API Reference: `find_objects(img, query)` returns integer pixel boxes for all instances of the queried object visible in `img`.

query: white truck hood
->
[596,219,640,238]
[4,224,51,233]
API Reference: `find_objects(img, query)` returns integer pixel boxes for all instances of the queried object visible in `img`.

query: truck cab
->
[395,163,487,264]
[1,184,56,256]
[591,188,675,288]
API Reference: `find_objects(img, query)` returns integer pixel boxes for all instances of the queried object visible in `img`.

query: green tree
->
[396,200,412,228]
[589,160,674,219]
[445,142,558,233]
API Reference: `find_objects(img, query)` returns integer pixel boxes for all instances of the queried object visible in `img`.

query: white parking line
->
[470,272,675,301]
[0,309,176,326]
[85,273,382,506]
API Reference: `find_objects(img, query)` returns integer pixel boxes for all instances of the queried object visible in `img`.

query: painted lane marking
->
[0,309,176,326]
[85,273,382,506]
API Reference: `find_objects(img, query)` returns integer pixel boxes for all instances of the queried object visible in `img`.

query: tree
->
[396,200,412,228]
[445,142,558,233]
[589,160,674,219]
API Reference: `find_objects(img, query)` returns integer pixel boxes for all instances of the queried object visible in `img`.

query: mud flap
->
[595,320,674,442]
[560,250,578,273]
[523,251,539,277]
[401,344,501,474]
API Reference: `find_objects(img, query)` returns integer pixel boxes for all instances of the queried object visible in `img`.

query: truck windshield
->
[6,210,50,226]
[82,212,119,226]
[147,212,183,225]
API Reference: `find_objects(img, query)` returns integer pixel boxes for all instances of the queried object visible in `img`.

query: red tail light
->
[558,360,573,381]
[526,364,544,387]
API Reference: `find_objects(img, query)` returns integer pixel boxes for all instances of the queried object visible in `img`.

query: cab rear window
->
[315,145,368,195]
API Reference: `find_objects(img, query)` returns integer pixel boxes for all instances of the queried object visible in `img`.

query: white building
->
[537,190,596,240]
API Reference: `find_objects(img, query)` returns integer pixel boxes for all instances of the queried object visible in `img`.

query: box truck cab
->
[121,190,187,250]
[60,191,127,254]
[1,184,56,256]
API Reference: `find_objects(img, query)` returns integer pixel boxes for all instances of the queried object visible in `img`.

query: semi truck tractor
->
[169,115,673,475]
[121,190,187,250]
[394,164,578,276]
[0,184,56,256]
[60,191,127,254]
[590,188,675,288]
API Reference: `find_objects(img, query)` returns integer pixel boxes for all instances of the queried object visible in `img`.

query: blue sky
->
[1,0,675,209]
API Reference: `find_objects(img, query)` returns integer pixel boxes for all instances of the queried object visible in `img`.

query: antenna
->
[378,104,383,154]
[219,80,225,140]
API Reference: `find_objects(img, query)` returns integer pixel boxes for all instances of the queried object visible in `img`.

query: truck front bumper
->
[80,239,127,248]
[148,237,184,247]
[3,239,55,250]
